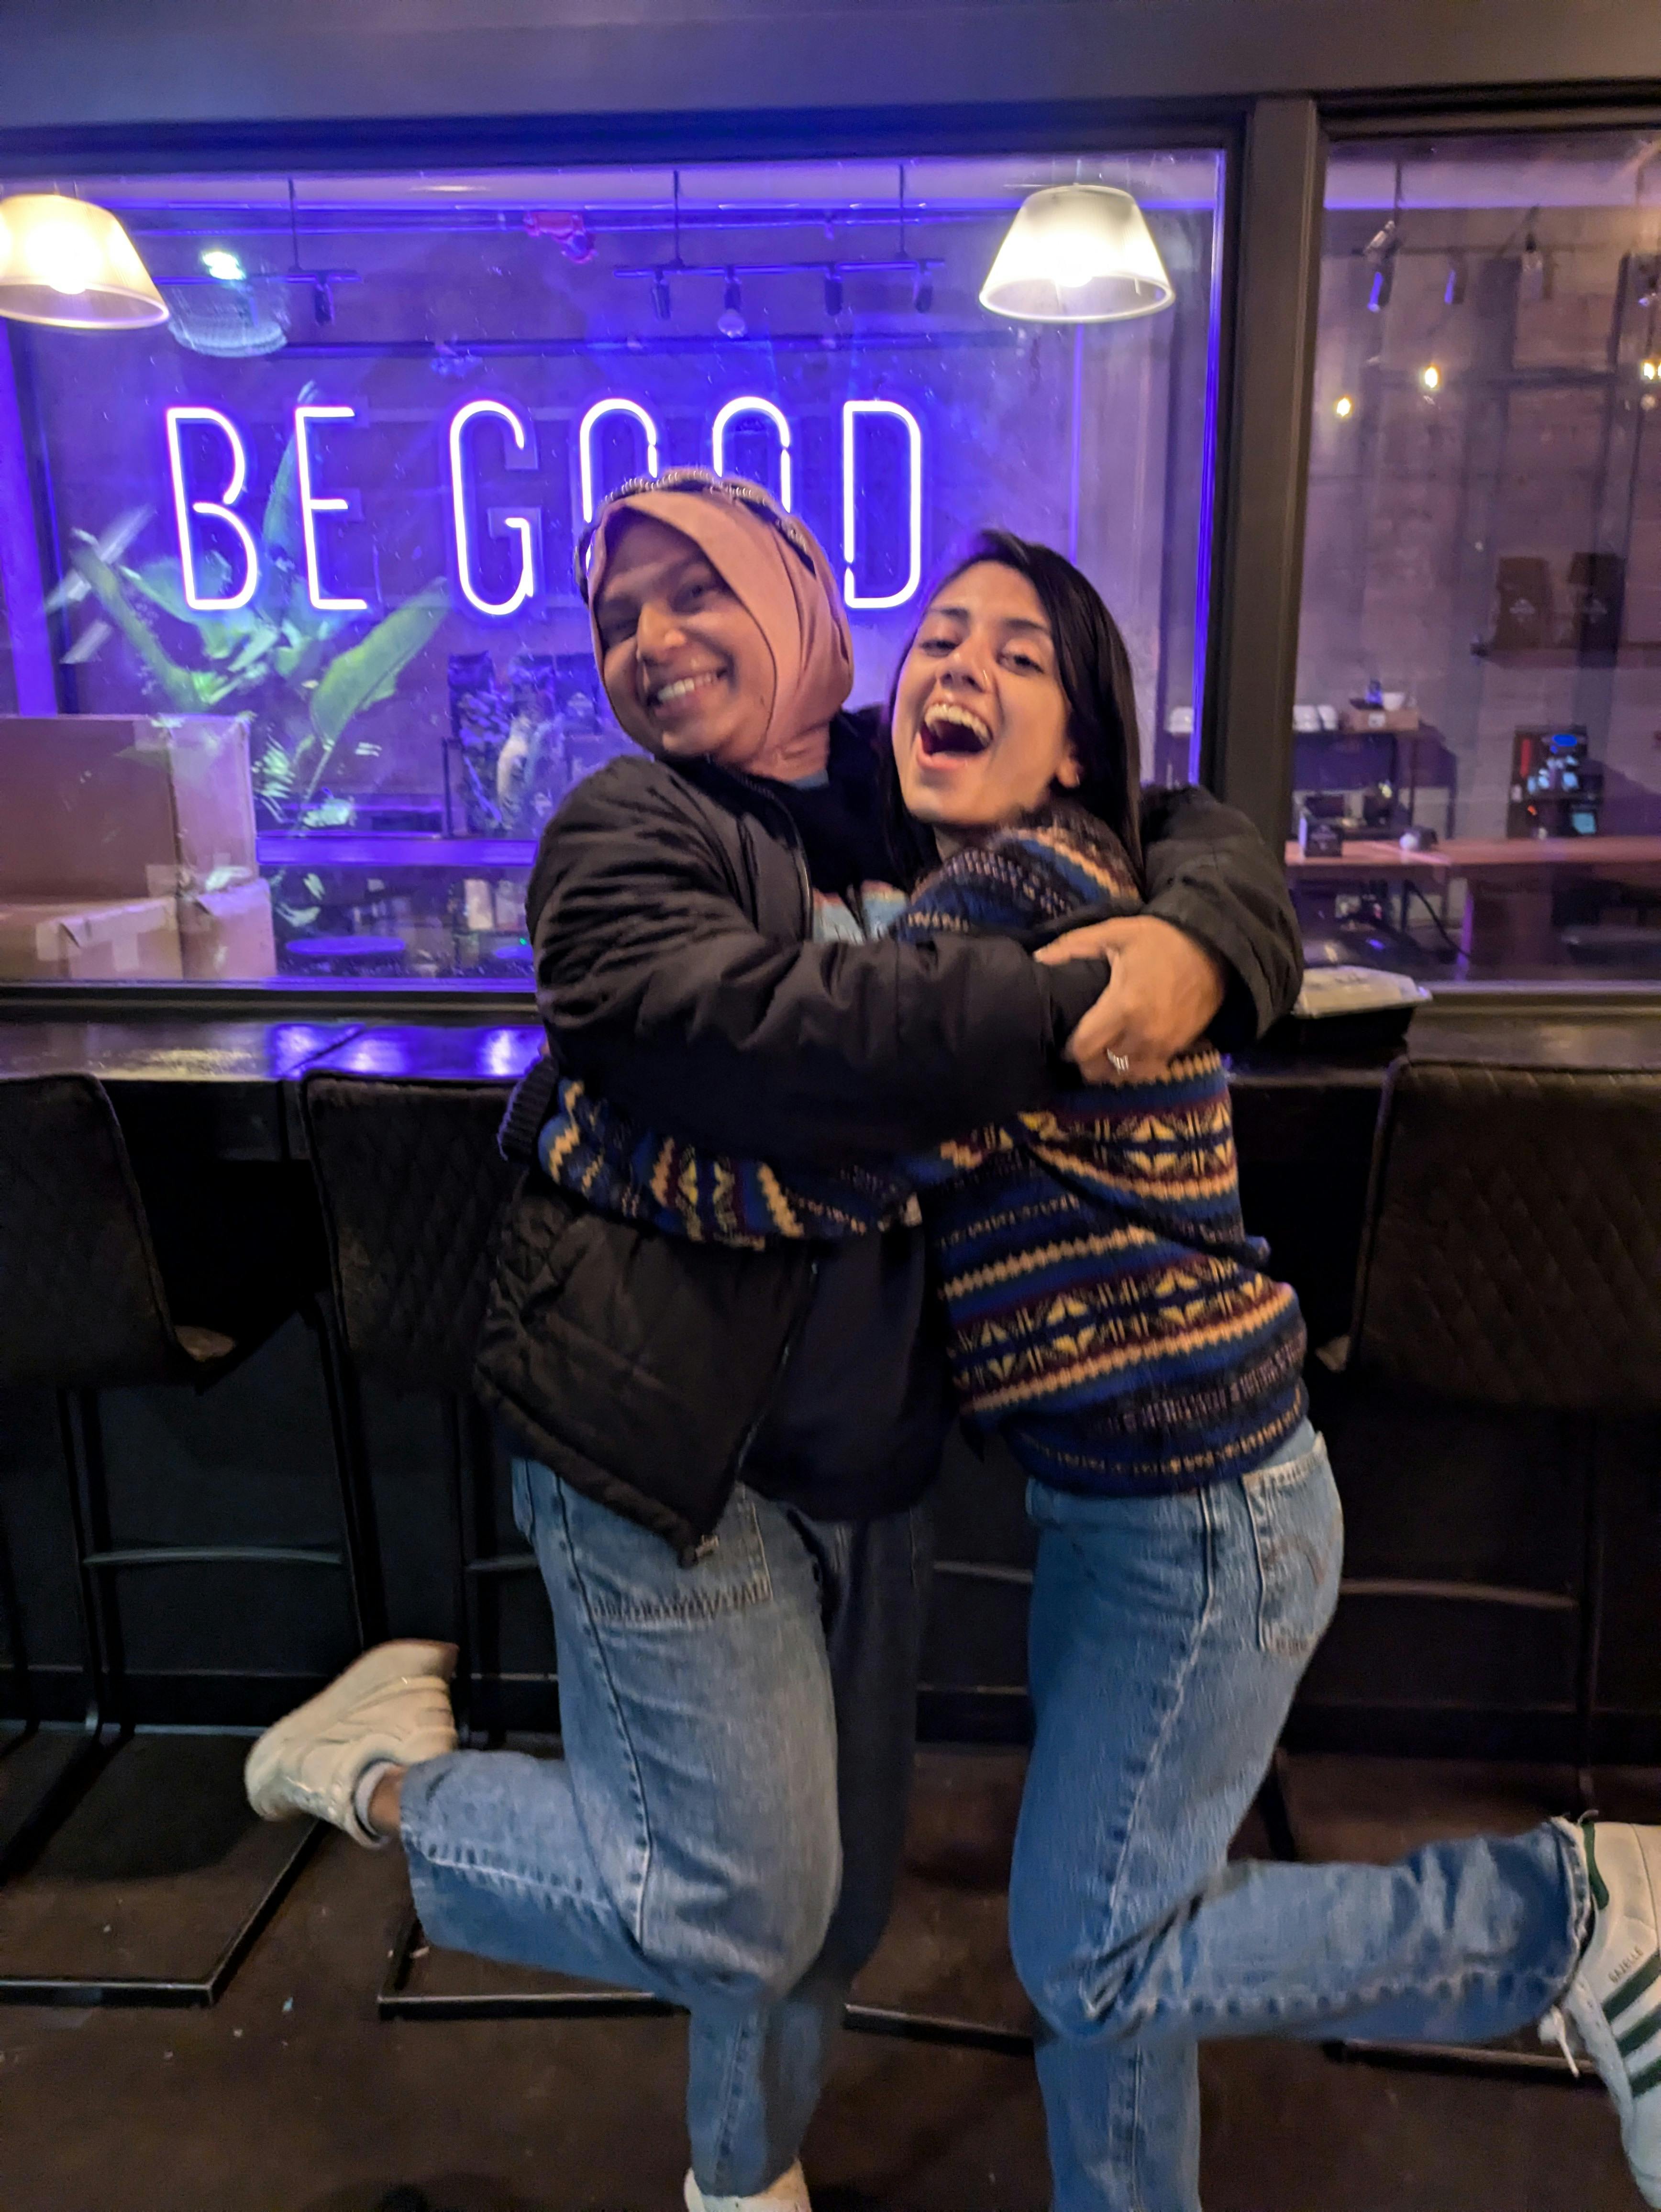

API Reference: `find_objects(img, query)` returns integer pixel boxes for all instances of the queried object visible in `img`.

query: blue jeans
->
[1009,1420,1591,2212]
[399,1464,931,2199]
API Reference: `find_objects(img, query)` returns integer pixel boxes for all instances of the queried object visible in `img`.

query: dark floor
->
[0,1746,1652,2212]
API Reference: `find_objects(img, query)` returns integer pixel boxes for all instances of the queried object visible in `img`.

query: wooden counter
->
[1285,835,1661,966]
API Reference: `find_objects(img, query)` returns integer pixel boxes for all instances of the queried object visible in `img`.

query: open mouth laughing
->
[918,698,994,758]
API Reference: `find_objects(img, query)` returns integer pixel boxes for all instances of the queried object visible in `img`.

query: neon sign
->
[448,398,540,619]
[164,392,925,619]
[711,396,793,511]
[578,398,659,523]
[293,402,368,613]
[164,406,259,612]
[842,399,923,610]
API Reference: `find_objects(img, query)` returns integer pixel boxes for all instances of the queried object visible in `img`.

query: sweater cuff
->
[1040,956,1111,1051]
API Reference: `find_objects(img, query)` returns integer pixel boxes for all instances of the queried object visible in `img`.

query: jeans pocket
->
[1241,1435,1343,1659]
[565,1483,773,1626]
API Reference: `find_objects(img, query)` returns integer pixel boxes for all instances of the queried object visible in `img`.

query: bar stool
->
[0,1072,375,2006]
[299,1073,591,2019]
[301,1074,526,1725]
[304,1069,1035,2047]
[1300,1055,1661,2076]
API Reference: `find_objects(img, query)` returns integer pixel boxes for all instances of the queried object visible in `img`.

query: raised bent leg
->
[400,1467,928,2200]
[1008,1426,1588,2212]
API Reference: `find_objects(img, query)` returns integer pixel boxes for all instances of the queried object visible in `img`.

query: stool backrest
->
[0,1073,178,1390]
[1350,1058,1661,1410]
[302,1076,516,1395]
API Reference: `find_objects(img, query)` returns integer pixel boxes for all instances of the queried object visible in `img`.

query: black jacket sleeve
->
[532,758,1085,1164]
[1133,784,1304,1047]
[532,761,1299,1165]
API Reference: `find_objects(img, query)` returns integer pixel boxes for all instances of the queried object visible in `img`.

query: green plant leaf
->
[123,556,194,622]
[122,555,274,669]
[70,545,207,712]
[307,578,448,756]
[261,424,304,567]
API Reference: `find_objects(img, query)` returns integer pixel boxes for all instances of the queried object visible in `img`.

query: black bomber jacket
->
[474,715,1304,1559]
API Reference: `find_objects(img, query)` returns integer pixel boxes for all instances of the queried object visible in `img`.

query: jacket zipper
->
[698,761,814,940]
[685,1253,821,1564]
[678,762,818,1564]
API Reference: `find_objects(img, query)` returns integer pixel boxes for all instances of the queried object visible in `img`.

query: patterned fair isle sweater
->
[538,804,1307,1494]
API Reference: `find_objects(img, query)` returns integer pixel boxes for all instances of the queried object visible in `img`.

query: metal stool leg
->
[1572,1421,1606,1819]
[1254,1747,1301,1864]
[0,1400,105,1882]
[444,1395,483,1744]
[306,1292,387,1651]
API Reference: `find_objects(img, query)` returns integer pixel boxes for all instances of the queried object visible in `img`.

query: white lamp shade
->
[0,193,168,330]
[979,185,1174,324]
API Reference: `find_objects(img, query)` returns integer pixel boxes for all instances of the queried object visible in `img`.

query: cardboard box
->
[0,896,183,980]
[0,715,257,900]
[1337,705,1422,735]
[177,875,277,980]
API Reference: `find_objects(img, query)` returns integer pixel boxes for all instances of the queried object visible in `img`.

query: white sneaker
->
[1541,1819,1661,2205]
[244,1640,458,1846]
[683,2161,811,2212]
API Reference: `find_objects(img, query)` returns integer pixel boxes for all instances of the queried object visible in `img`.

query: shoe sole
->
[245,1640,457,1821]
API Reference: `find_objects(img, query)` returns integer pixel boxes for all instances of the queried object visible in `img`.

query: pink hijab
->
[584,475,854,760]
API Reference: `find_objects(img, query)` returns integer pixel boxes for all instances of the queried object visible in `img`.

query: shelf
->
[1470,646,1661,668]
[257,835,538,869]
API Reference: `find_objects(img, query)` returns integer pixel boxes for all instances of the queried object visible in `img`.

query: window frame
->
[2,86,1661,1013]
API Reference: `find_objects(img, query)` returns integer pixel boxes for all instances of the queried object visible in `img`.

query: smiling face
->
[592,513,777,770]
[891,561,1081,840]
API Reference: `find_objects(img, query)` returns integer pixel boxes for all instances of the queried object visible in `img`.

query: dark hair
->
[882,529,1144,885]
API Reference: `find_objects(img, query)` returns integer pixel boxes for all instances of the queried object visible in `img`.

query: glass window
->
[1294,130,1661,982]
[0,150,1222,987]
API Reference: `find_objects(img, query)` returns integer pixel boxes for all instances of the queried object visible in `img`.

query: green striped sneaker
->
[1541,1819,1661,2206]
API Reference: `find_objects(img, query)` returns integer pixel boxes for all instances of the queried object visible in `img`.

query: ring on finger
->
[1105,1049,1132,1074]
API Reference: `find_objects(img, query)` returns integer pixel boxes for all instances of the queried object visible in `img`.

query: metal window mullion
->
[1204,96,1327,846]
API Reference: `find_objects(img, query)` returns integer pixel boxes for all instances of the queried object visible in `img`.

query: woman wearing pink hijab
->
[246,473,1302,2212]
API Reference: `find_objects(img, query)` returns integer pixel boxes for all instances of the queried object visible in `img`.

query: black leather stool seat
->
[303,1076,518,1398]
[0,1074,233,1394]
[1351,1061,1661,1411]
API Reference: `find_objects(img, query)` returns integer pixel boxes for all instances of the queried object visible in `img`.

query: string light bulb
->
[1420,364,1441,393]
[1335,394,1354,419]
[0,191,167,329]
[716,271,745,339]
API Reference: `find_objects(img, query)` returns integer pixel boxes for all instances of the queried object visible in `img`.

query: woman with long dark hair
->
[876,532,1661,2212]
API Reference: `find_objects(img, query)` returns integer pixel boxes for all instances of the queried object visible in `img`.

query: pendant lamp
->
[979,185,1174,324]
[0,192,168,330]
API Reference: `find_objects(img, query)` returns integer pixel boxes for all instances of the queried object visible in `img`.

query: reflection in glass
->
[1294,132,1661,981]
[0,152,1223,985]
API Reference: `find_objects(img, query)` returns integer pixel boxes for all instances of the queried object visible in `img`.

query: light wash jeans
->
[399,1462,932,2199]
[1009,1419,1591,2212]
